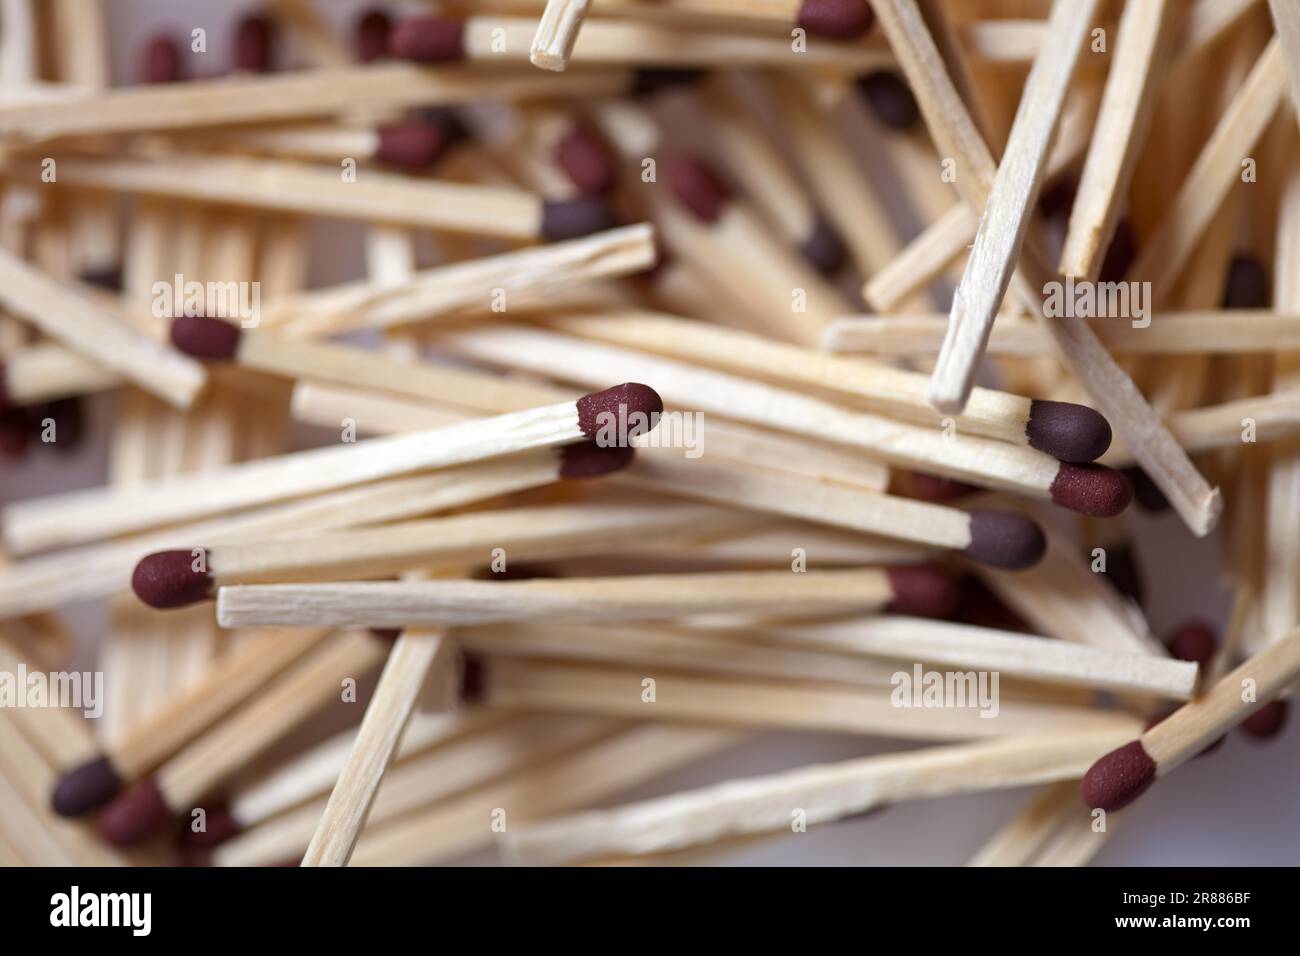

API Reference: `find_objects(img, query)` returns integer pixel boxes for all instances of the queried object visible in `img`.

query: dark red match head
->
[558,441,637,479]
[1048,463,1132,517]
[1240,699,1288,740]
[575,383,663,441]
[176,804,242,849]
[554,124,617,196]
[375,120,450,170]
[170,315,243,360]
[1123,467,1170,513]
[908,471,979,502]
[355,9,393,62]
[388,16,466,62]
[98,776,170,846]
[1025,399,1111,463]
[1164,621,1216,667]
[800,218,846,275]
[539,197,619,240]
[797,0,875,39]
[666,156,731,224]
[960,510,1047,570]
[0,406,31,458]
[51,755,123,817]
[1221,255,1271,309]
[459,653,488,705]
[79,265,124,292]
[138,34,182,84]
[857,71,919,129]
[1081,739,1156,812]
[885,565,962,618]
[133,550,215,609]
[234,14,277,73]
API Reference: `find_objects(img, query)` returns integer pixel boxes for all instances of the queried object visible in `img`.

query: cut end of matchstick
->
[557,440,637,478]
[132,550,216,609]
[388,16,466,63]
[139,34,182,84]
[885,565,962,618]
[857,71,920,130]
[1024,399,1111,463]
[1082,740,1156,812]
[666,156,731,224]
[234,14,277,73]
[1164,621,1216,667]
[576,383,663,441]
[1048,463,1133,518]
[554,124,617,196]
[961,510,1047,570]
[375,120,450,170]
[1239,700,1289,741]
[539,197,620,240]
[51,755,123,818]
[797,0,876,39]
[800,217,847,275]
[98,776,170,847]
[356,9,393,63]
[169,315,242,361]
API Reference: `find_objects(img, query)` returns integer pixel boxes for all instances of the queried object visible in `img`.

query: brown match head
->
[169,315,243,360]
[79,265,124,292]
[1123,466,1170,513]
[52,755,123,817]
[575,383,663,441]
[139,34,182,84]
[176,804,241,848]
[1164,620,1216,667]
[132,550,215,609]
[885,565,962,619]
[954,576,1031,632]
[554,124,617,196]
[388,16,466,63]
[98,776,170,846]
[459,653,488,704]
[857,71,919,130]
[961,510,1047,570]
[1049,463,1132,517]
[1222,255,1271,309]
[800,218,846,275]
[375,120,449,170]
[1082,739,1156,812]
[355,9,393,62]
[234,14,277,73]
[1240,700,1289,740]
[797,0,875,39]
[539,197,619,240]
[908,471,978,502]
[558,441,636,479]
[1025,399,1111,463]
[666,156,730,224]
[0,407,31,458]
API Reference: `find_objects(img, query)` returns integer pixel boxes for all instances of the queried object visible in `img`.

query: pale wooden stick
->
[928,0,1098,414]
[506,728,1138,865]
[0,342,121,405]
[531,0,592,70]
[966,780,1087,866]
[863,203,977,313]
[1101,394,1300,465]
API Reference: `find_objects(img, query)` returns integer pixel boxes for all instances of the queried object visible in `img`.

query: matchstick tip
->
[138,34,182,84]
[177,803,242,848]
[557,440,637,478]
[961,510,1047,570]
[375,120,450,170]
[459,654,488,704]
[800,217,847,275]
[631,69,706,97]
[1049,463,1132,517]
[797,0,875,39]
[132,550,216,609]
[885,565,962,618]
[1240,700,1289,740]
[169,315,243,361]
[666,156,730,224]
[1025,399,1111,463]
[388,15,466,63]
[576,383,663,440]
[234,14,277,73]
[907,471,978,502]
[1164,621,1216,667]
[98,776,170,846]
[540,197,620,240]
[554,124,617,196]
[1222,255,1271,309]
[51,756,123,817]
[355,9,393,63]
[857,71,920,130]
[1082,740,1156,812]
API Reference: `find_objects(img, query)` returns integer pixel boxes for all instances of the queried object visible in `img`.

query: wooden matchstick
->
[531,0,592,71]
[1083,627,1300,811]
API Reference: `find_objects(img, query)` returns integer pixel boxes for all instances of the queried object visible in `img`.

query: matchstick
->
[927,0,1098,414]
[505,728,1137,865]
[0,343,121,407]
[191,116,459,171]
[2,383,658,553]
[531,0,592,71]
[214,567,958,629]
[1083,627,1300,811]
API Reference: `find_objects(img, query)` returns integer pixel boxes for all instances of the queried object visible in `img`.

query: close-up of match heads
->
[1,0,1299,887]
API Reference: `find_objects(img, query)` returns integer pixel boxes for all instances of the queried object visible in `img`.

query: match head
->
[857,71,919,129]
[51,755,123,817]
[0,407,31,458]
[1123,467,1170,513]
[554,124,617,196]
[961,510,1047,570]
[375,120,449,170]
[1240,699,1289,740]
[1049,463,1133,517]
[1081,739,1156,812]
[138,34,182,84]
[1222,254,1271,309]
[885,565,962,619]
[176,804,241,848]
[459,653,488,704]
[132,550,215,609]
[666,156,731,224]
[797,0,875,39]
[98,776,170,846]
[908,471,978,502]
[356,9,393,62]
[234,14,277,73]
[79,265,124,292]
[575,383,663,441]
[0,361,8,411]
[169,315,242,361]
[558,441,636,479]
[631,69,706,97]
[1025,399,1111,463]
[388,16,466,63]
[1164,621,1216,667]
[539,197,619,241]
[800,218,847,275]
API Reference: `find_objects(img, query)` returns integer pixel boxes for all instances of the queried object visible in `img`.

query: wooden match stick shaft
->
[531,0,592,71]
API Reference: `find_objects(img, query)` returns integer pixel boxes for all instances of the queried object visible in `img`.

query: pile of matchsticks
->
[0,0,1297,868]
